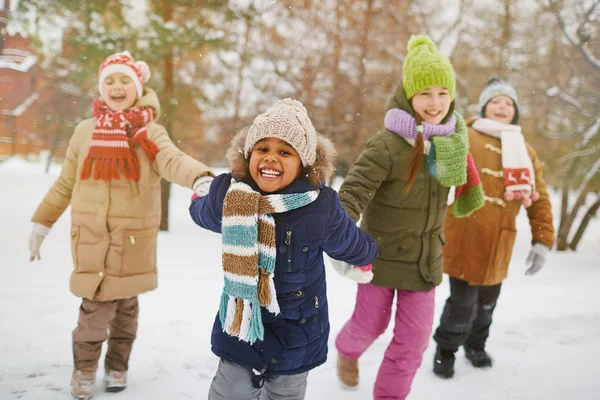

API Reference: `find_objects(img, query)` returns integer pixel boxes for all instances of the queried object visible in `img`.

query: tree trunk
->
[556,181,570,250]
[160,0,174,231]
[556,158,580,250]
[350,0,374,155]
[499,0,512,74]
[232,12,253,132]
[568,198,600,251]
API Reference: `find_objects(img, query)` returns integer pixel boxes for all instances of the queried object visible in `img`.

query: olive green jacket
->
[339,82,457,290]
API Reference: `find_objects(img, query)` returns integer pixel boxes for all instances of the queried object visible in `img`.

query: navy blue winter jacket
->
[189,173,377,377]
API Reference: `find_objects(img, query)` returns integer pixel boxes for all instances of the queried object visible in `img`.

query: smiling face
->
[484,95,515,124]
[248,137,302,193]
[101,72,138,111]
[410,86,452,125]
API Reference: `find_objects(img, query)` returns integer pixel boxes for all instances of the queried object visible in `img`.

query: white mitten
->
[193,175,214,198]
[29,223,50,261]
[330,258,374,284]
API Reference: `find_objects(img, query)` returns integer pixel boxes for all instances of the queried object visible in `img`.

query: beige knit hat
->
[244,98,318,166]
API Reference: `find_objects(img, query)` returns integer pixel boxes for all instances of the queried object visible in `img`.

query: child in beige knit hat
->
[189,98,377,399]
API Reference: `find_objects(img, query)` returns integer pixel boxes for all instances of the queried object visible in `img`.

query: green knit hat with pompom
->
[402,35,456,101]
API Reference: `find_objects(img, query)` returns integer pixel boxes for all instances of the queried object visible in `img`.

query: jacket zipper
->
[314,295,324,333]
[285,227,292,272]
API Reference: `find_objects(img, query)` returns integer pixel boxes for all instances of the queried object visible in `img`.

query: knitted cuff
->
[32,222,51,236]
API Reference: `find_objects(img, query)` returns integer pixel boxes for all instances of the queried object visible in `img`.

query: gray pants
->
[208,359,308,400]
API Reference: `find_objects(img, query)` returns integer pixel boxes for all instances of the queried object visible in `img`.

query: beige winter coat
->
[31,89,213,301]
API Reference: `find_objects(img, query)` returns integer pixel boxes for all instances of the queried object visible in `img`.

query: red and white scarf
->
[80,99,159,180]
[472,118,539,207]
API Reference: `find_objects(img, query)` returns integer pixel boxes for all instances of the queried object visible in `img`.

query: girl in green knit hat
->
[333,35,484,399]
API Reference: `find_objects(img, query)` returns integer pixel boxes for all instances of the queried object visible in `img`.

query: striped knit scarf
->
[220,181,319,344]
[80,99,159,180]
[384,109,485,217]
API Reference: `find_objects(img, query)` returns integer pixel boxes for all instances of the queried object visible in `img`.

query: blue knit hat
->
[478,77,520,124]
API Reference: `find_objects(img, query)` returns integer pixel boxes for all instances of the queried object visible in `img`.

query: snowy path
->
[0,158,598,399]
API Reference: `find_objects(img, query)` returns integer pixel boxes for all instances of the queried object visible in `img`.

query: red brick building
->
[0,0,69,161]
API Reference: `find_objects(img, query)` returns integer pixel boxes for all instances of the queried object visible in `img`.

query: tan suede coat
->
[443,118,555,286]
[31,89,213,300]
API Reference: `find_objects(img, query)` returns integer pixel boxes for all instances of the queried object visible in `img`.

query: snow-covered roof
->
[0,49,38,72]
[0,92,39,116]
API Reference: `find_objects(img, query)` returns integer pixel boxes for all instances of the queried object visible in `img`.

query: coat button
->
[301,246,309,253]
[423,232,429,237]
[270,357,278,364]
[294,290,304,298]
[99,272,104,277]
[425,273,431,279]
[71,232,76,238]
[396,247,404,253]
[300,318,306,324]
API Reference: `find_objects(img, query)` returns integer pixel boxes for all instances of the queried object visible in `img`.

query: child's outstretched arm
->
[321,193,378,268]
[525,144,555,249]
[338,134,392,222]
[189,173,232,233]
[149,125,214,188]
[31,124,83,227]
[29,122,84,261]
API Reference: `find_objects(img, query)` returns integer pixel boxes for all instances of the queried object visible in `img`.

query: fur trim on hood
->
[226,127,337,187]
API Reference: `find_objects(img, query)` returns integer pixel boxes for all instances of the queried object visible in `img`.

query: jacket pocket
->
[70,225,80,269]
[283,295,324,348]
[121,228,158,277]
[379,231,420,263]
[280,225,310,284]
[493,229,517,269]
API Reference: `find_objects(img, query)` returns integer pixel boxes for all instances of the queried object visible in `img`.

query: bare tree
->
[539,0,600,250]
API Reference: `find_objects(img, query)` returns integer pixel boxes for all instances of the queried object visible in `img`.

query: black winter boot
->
[464,346,493,368]
[433,347,455,379]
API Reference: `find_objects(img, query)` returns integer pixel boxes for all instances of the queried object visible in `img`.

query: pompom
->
[513,192,522,200]
[486,76,502,86]
[277,98,308,114]
[522,197,532,208]
[531,191,540,201]
[407,35,436,52]
[135,61,151,83]
[503,191,515,201]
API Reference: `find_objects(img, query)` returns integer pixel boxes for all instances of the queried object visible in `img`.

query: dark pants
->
[433,277,502,352]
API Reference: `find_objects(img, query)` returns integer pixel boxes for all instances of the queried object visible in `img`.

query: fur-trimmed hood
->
[226,127,337,187]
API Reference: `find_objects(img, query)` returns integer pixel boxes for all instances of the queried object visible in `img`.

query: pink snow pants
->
[336,283,435,400]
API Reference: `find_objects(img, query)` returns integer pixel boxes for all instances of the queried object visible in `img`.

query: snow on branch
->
[554,2,600,70]
[582,118,600,147]
[545,86,592,118]
[558,146,600,164]
[575,157,600,200]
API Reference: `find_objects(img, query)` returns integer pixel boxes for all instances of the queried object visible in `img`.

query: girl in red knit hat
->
[28,51,214,399]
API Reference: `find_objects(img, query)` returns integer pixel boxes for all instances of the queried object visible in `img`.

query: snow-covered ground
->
[0,157,598,399]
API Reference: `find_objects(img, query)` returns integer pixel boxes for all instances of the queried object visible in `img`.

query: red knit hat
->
[98,51,151,98]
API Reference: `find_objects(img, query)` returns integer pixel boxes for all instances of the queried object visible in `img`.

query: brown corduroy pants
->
[72,297,139,372]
